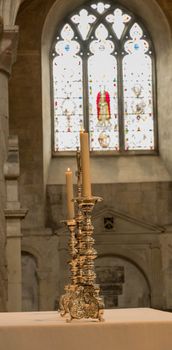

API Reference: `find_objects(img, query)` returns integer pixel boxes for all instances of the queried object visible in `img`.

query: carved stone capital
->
[0,23,19,76]
[4,208,28,220]
[4,135,20,179]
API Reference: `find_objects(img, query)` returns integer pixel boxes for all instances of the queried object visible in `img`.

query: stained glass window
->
[52,24,83,151]
[51,2,156,153]
[88,24,119,151]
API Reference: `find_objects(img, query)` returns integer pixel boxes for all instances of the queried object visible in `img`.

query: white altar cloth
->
[0,308,172,350]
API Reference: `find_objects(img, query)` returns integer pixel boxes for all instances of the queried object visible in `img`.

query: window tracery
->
[51,1,156,153]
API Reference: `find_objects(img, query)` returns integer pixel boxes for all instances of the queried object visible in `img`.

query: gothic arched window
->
[51,2,156,154]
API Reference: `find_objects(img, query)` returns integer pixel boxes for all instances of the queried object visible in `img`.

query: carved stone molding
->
[4,135,28,220]
[0,1,27,26]
[0,23,19,76]
[93,206,165,235]
[4,135,20,179]
[4,208,28,221]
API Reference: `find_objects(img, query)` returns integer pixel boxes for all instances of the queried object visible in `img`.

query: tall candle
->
[65,168,74,220]
[80,131,91,197]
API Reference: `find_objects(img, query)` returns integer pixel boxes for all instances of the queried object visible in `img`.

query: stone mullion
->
[4,136,28,311]
[0,18,19,311]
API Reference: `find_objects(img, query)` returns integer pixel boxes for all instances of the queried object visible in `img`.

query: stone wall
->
[21,229,61,311]
[7,0,172,311]
[0,21,18,311]
[0,74,8,311]
[9,0,172,231]
[46,182,172,228]
[43,182,170,310]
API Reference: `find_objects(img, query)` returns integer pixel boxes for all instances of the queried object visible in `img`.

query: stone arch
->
[98,253,151,289]
[21,250,39,311]
[96,244,152,283]
[41,0,172,188]
[21,245,42,269]
[95,253,151,308]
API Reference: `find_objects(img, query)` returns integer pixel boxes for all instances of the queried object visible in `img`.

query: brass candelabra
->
[59,149,104,322]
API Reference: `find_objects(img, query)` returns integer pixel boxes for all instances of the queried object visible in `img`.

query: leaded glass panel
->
[71,9,96,40]
[52,3,156,154]
[123,23,154,150]
[91,2,111,14]
[88,24,119,151]
[106,8,131,39]
[53,24,83,151]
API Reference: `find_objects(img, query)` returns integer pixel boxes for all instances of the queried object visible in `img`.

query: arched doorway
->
[21,252,39,311]
[95,255,150,309]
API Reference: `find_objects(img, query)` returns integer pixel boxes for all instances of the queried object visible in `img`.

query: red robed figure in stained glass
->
[96,88,111,123]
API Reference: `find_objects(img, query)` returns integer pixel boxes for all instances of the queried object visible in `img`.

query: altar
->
[0,308,172,350]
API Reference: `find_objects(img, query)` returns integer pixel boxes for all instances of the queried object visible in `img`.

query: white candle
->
[65,168,74,220]
[80,131,91,197]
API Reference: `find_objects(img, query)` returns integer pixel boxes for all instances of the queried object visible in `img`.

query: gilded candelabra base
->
[59,283,104,322]
[59,196,105,322]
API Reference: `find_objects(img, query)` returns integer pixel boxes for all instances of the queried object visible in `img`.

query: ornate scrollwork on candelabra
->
[59,149,104,322]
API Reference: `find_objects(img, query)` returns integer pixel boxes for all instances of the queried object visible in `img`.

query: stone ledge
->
[4,208,28,219]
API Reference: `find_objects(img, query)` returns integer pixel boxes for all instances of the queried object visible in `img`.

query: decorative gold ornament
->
[59,150,104,322]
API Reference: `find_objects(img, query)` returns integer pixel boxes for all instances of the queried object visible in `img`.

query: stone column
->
[150,242,164,308]
[0,19,19,311]
[4,136,27,311]
[159,233,172,311]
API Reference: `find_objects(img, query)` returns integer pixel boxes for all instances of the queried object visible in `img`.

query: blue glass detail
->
[134,43,139,50]
[65,44,70,51]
